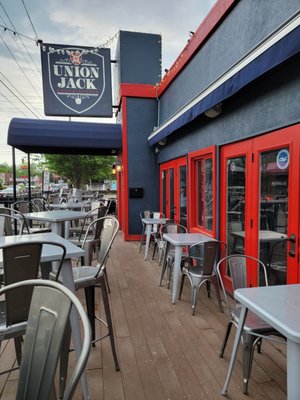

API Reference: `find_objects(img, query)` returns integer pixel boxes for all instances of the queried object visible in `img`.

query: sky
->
[0,0,217,165]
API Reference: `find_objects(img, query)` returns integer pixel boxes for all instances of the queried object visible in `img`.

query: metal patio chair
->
[216,254,285,394]
[52,216,120,372]
[179,240,226,315]
[0,241,66,373]
[0,279,91,400]
[159,222,187,288]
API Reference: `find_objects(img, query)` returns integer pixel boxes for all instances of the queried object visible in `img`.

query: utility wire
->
[0,33,42,100]
[0,23,35,41]
[0,90,29,118]
[0,80,41,119]
[22,0,38,40]
[0,71,44,119]
[0,2,41,73]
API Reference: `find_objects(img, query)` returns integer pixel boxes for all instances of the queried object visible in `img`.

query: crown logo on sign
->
[69,50,82,65]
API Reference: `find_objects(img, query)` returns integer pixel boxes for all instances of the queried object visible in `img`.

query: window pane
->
[179,166,187,227]
[197,157,213,230]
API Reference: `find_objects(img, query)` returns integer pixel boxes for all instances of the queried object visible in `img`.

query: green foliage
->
[44,154,116,188]
[0,163,11,173]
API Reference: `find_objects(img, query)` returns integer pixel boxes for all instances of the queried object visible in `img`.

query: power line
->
[0,89,28,117]
[0,33,42,101]
[0,2,41,74]
[22,0,39,40]
[0,80,41,118]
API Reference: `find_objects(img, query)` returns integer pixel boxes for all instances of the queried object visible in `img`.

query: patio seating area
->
[0,233,287,399]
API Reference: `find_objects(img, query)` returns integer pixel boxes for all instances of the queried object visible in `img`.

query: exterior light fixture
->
[204,103,222,118]
[112,164,116,175]
[115,160,123,172]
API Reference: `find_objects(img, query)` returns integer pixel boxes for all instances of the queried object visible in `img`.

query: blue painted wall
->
[116,31,161,235]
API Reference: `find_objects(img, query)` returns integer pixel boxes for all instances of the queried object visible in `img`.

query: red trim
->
[158,0,237,95]
[121,98,130,240]
[188,145,216,237]
[120,83,157,98]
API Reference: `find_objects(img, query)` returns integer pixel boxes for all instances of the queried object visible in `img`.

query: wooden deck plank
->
[0,234,288,399]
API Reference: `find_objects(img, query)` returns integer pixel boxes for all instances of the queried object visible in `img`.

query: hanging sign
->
[40,43,112,117]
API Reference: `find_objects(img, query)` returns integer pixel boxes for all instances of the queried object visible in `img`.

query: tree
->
[44,154,116,188]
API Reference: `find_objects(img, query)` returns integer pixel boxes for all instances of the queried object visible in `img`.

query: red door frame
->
[220,124,300,289]
[160,157,187,224]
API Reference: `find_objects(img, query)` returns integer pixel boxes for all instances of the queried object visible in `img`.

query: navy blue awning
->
[148,19,300,146]
[8,118,122,155]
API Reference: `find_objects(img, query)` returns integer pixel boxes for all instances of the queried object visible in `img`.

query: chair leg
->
[59,322,71,398]
[191,284,200,315]
[14,336,23,365]
[152,241,157,260]
[104,268,111,294]
[242,332,257,394]
[211,276,224,313]
[178,273,186,300]
[219,321,234,357]
[85,287,96,345]
[139,225,146,253]
[99,275,120,371]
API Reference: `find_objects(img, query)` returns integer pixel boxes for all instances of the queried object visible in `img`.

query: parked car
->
[0,186,22,199]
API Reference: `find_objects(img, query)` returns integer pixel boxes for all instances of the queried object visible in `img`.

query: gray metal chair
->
[0,241,66,372]
[52,216,120,371]
[216,254,284,394]
[0,213,26,236]
[179,240,226,315]
[69,205,107,265]
[159,222,187,288]
[0,279,91,400]
[0,206,31,235]
[12,200,51,233]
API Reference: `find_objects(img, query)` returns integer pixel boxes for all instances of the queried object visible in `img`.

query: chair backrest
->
[2,241,66,325]
[2,241,43,325]
[0,279,91,400]
[140,210,153,220]
[32,197,51,211]
[0,206,30,234]
[0,213,25,236]
[189,240,227,276]
[95,216,119,275]
[12,200,38,214]
[216,254,268,314]
[161,222,187,235]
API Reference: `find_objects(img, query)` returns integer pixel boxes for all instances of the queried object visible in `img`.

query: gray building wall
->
[158,0,300,125]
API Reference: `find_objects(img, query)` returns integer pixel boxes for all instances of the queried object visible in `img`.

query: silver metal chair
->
[216,254,284,394]
[179,240,226,315]
[12,200,51,233]
[0,213,26,236]
[52,216,120,372]
[159,222,187,288]
[0,279,91,400]
[69,205,107,265]
[0,241,66,372]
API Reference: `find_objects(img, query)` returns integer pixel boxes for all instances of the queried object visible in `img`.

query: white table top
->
[0,232,84,265]
[50,202,89,210]
[235,284,300,343]
[23,210,87,222]
[163,232,215,246]
[232,230,287,242]
[142,218,168,224]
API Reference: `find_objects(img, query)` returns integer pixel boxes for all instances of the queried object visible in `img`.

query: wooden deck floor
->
[0,233,287,399]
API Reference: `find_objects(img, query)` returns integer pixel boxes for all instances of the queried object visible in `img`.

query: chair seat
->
[53,266,104,290]
[232,306,276,333]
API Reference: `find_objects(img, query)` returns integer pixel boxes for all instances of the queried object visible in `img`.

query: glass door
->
[220,124,300,289]
[160,157,187,227]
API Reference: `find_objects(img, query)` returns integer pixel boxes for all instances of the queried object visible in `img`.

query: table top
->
[50,202,90,210]
[23,210,87,222]
[142,218,168,224]
[232,230,287,242]
[235,284,300,342]
[0,232,84,265]
[163,232,215,246]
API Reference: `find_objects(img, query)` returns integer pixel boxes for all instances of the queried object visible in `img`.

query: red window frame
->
[188,145,216,237]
